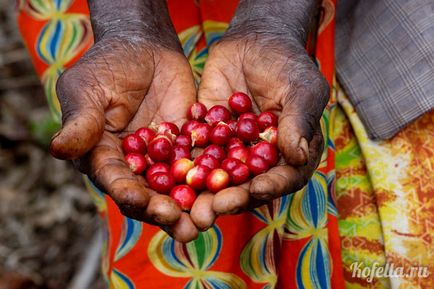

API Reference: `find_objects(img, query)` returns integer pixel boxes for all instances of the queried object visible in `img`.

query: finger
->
[165,212,199,243]
[146,194,182,225]
[50,67,105,160]
[190,192,217,231]
[145,194,181,225]
[249,166,304,201]
[87,132,181,225]
[250,127,324,200]
[278,69,329,166]
[212,183,250,215]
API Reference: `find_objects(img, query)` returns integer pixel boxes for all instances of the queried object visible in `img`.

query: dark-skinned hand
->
[191,0,328,230]
[50,35,199,243]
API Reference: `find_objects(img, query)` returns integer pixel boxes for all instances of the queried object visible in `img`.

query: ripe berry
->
[259,126,278,145]
[170,158,194,183]
[257,111,278,131]
[236,119,260,142]
[122,134,147,154]
[210,122,232,145]
[229,163,250,185]
[146,163,170,181]
[181,120,199,136]
[227,147,249,163]
[169,145,191,163]
[187,102,207,121]
[206,169,229,193]
[203,144,226,162]
[205,105,231,126]
[246,155,269,176]
[148,172,175,194]
[227,137,244,151]
[228,92,252,114]
[250,141,279,166]
[124,153,147,174]
[238,112,258,122]
[186,165,211,190]
[170,185,196,211]
[157,122,180,136]
[191,123,212,147]
[221,158,242,172]
[194,154,220,170]
[135,127,156,145]
[148,135,172,162]
[174,135,192,148]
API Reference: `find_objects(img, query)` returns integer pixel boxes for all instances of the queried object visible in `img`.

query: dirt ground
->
[0,1,104,288]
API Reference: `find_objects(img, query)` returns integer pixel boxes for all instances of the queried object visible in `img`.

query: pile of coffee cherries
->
[122,92,279,211]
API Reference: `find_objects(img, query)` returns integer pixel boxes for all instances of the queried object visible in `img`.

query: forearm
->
[87,0,180,49]
[225,0,320,45]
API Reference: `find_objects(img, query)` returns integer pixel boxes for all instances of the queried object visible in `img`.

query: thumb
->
[278,73,329,166]
[50,68,105,160]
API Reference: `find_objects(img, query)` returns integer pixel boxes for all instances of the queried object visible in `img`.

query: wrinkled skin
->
[191,36,328,229]
[50,37,199,241]
[49,0,328,243]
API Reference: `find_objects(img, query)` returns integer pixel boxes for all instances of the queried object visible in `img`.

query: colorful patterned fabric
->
[16,1,433,288]
[335,87,434,289]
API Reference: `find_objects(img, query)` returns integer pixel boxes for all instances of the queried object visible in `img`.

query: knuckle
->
[306,69,330,108]
[109,180,149,209]
[56,65,95,103]
[317,73,330,105]
[115,191,146,209]
[56,69,83,120]
[56,68,79,100]
[301,72,329,124]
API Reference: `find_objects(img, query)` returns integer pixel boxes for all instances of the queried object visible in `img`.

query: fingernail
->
[299,137,309,164]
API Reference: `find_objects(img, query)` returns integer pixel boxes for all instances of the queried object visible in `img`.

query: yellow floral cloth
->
[335,85,434,289]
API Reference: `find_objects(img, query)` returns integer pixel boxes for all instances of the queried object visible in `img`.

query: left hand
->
[49,0,202,242]
[191,34,328,228]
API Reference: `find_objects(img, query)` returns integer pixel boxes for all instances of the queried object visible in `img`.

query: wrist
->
[224,0,320,47]
[87,0,181,50]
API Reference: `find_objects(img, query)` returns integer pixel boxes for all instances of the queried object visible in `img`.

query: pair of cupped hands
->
[49,22,329,242]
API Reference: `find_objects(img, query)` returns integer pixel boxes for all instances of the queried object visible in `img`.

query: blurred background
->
[0,1,103,288]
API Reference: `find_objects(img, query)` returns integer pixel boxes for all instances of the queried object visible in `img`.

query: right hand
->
[50,35,199,242]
